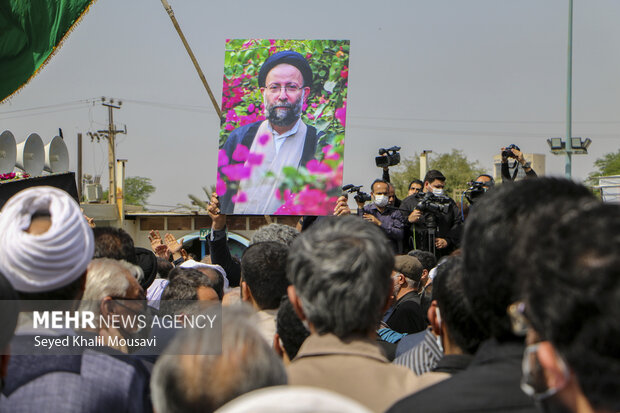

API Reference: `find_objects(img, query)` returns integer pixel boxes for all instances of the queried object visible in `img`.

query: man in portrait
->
[219,50,321,214]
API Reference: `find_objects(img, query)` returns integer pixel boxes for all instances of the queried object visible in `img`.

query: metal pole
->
[107,105,116,204]
[160,0,222,119]
[565,0,573,178]
[77,133,82,202]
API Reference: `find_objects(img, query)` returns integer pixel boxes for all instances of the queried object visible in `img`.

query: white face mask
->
[431,188,444,196]
[374,194,389,207]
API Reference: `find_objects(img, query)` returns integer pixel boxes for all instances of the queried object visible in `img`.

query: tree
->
[587,149,620,197]
[124,176,155,206]
[390,150,487,199]
[588,149,620,180]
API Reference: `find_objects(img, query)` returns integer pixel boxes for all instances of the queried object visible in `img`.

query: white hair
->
[79,258,141,317]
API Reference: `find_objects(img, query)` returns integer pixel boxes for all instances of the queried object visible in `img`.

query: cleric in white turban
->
[0,186,94,293]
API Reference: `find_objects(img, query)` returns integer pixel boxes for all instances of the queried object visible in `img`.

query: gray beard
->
[265,92,304,127]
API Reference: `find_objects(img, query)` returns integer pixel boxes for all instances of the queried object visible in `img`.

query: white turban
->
[179,259,229,290]
[216,386,373,413]
[0,186,94,293]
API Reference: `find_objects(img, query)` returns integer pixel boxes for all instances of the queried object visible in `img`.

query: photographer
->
[501,145,537,181]
[358,179,406,253]
[401,170,462,258]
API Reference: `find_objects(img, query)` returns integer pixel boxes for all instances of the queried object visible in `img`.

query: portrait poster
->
[216,39,349,216]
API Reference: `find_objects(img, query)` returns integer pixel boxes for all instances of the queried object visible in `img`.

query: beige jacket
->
[287,333,426,413]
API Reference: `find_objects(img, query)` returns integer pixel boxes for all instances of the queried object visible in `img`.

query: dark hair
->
[462,178,594,342]
[371,179,389,193]
[423,170,445,185]
[287,216,393,338]
[201,268,224,301]
[163,268,218,301]
[276,296,309,359]
[0,272,20,350]
[407,250,437,271]
[156,258,173,279]
[432,257,486,354]
[409,179,423,189]
[241,242,289,310]
[475,174,494,185]
[93,227,137,264]
[518,201,620,411]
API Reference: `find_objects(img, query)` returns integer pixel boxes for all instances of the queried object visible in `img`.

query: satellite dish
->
[44,135,69,173]
[0,131,17,174]
[16,133,44,176]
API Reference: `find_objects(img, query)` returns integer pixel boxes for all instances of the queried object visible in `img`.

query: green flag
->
[0,0,95,102]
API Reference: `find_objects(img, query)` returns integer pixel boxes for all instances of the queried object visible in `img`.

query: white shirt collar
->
[267,118,302,154]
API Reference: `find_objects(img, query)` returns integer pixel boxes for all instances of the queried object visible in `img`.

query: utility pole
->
[565,0,574,178]
[97,97,126,204]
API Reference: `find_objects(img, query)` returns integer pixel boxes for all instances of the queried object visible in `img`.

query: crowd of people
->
[0,167,617,412]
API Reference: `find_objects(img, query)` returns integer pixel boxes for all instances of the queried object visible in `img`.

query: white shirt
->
[268,118,302,154]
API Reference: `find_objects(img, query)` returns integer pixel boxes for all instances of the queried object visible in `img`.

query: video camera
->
[342,184,372,204]
[502,144,520,159]
[414,192,450,215]
[464,181,488,205]
[375,146,401,168]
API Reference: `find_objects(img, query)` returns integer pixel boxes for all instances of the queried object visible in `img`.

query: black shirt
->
[385,291,426,334]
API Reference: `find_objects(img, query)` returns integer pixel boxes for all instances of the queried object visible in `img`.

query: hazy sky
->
[1,0,618,209]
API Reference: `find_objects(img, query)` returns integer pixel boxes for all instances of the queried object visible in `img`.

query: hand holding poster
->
[217,39,349,216]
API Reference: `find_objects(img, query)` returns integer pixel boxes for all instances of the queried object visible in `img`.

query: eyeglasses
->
[264,84,304,94]
[110,296,147,314]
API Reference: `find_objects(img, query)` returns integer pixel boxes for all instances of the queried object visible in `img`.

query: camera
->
[375,146,401,168]
[414,192,450,215]
[342,184,372,204]
[502,144,520,159]
[464,181,488,204]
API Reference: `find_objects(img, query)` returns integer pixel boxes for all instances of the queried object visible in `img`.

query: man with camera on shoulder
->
[401,170,462,258]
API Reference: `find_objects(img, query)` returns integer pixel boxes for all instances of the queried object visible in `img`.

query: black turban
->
[258,50,312,87]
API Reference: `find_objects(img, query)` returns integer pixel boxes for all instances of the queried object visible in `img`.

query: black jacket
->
[387,338,538,413]
[401,193,462,257]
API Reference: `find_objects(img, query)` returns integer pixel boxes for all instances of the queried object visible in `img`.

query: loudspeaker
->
[44,135,69,173]
[0,130,17,174]
[16,133,44,176]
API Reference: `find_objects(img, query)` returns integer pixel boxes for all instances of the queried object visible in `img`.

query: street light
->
[547,137,592,155]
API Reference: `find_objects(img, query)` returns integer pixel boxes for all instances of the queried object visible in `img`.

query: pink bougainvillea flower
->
[242,40,253,49]
[269,46,277,53]
[269,39,275,45]
[302,103,308,112]
[311,103,317,108]
[221,164,251,181]
[340,65,348,79]
[232,144,249,162]
[258,134,270,146]
[321,145,333,155]
[232,192,247,203]
[247,103,255,113]
[247,152,264,166]
[324,151,340,161]
[335,107,347,127]
[225,123,235,131]
[306,53,312,60]
[218,149,229,167]
[306,159,332,174]
[216,177,227,196]
[307,113,315,120]
[226,109,238,123]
